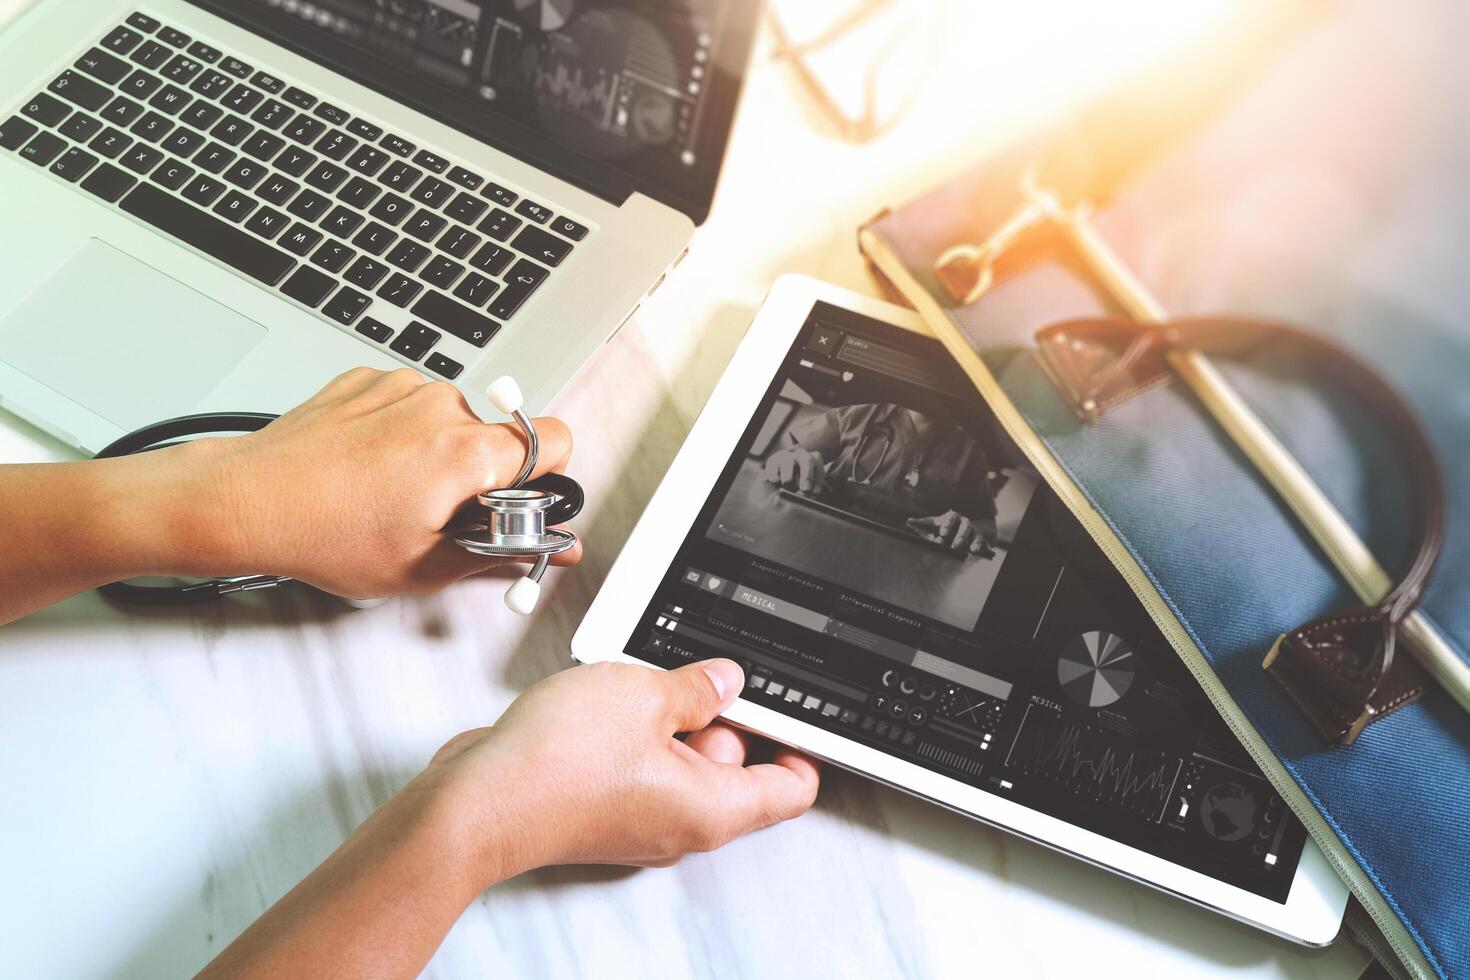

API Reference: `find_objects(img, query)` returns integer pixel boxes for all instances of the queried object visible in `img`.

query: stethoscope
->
[848,419,924,489]
[93,376,582,615]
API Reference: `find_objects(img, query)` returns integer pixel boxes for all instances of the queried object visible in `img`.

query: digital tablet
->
[572,276,1348,944]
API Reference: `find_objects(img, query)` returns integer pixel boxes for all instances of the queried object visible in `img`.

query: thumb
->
[658,659,743,734]
[905,515,938,533]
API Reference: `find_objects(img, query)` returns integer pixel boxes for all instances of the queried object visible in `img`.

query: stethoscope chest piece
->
[455,488,578,558]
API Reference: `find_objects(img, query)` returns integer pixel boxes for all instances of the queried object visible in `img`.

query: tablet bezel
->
[571,274,1348,945]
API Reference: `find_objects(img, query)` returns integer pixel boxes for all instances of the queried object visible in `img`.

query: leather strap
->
[1035,315,1445,745]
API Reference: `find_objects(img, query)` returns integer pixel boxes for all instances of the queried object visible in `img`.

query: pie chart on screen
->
[1057,630,1137,708]
[515,0,576,32]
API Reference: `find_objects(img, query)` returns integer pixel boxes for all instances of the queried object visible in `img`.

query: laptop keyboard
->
[0,10,594,381]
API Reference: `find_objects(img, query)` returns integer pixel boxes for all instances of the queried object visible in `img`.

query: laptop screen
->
[188,1,756,223]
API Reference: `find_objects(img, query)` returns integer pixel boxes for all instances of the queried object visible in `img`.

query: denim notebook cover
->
[861,3,1469,977]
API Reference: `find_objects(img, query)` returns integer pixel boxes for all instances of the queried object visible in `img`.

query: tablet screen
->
[624,301,1308,901]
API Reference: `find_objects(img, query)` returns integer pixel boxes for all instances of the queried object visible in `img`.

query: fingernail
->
[703,660,741,702]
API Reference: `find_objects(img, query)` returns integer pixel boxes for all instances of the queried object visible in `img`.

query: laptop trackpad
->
[0,239,266,431]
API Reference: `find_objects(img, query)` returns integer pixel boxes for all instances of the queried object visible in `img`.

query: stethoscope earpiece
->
[453,376,583,615]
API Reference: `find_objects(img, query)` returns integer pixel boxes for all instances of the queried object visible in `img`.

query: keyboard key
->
[347,118,382,141]
[59,112,103,142]
[190,69,234,99]
[280,266,335,307]
[368,192,411,226]
[489,259,549,321]
[337,175,380,210]
[223,157,267,189]
[150,158,194,189]
[244,206,289,239]
[346,143,388,176]
[305,160,348,192]
[403,210,446,242]
[514,199,552,224]
[76,48,131,85]
[411,291,500,348]
[250,99,293,130]
[282,86,316,110]
[469,242,514,276]
[19,131,66,166]
[355,316,393,343]
[213,189,256,223]
[121,69,164,100]
[345,256,389,289]
[425,352,464,380]
[148,85,192,116]
[125,12,160,32]
[439,226,481,259]
[322,285,370,325]
[101,96,144,126]
[445,192,486,225]
[386,239,429,272]
[104,25,145,54]
[275,146,316,177]
[131,112,174,143]
[161,55,203,83]
[130,40,172,70]
[421,256,464,290]
[315,130,357,161]
[480,182,516,207]
[49,146,99,182]
[379,160,420,192]
[90,127,133,159]
[310,238,355,273]
[410,175,455,208]
[446,166,482,190]
[119,143,163,174]
[210,115,253,146]
[380,133,414,156]
[477,208,521,242]
[319,205,362,237]
[161,127,205,157]
[258,174,299,205]
[181,173,225,206]
[119,183,296,285]
[389,321,440,361]
[376,273,422,308]
[187,41,222,63]
[180,101,224,131]
[286,188,331,221]
[280,223,322,256]
[194,142,235,173]
[411,149,448,173]
[283,116,325,145]
[314,102,349,125]
[22,92,70,126]
[223,83,264,115]
[220,57,253,80]
[550,216,588,241]
[157,26,190,48]
[452,271,499,307]
[352,222,397,256]
[241,131,285,162]
[512,224,573,267]
[0,116,39,151]
[251,71,285,94]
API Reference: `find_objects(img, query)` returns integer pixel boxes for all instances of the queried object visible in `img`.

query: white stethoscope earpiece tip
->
[485,376,524,416]
[504,576,541,615]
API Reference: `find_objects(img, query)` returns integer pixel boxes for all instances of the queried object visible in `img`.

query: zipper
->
[859,228,1440,980]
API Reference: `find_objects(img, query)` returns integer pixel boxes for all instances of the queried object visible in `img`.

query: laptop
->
[0,0,757,452]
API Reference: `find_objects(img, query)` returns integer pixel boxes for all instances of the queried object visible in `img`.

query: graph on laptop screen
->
[234,0,732,186]
[625,302,1310,902]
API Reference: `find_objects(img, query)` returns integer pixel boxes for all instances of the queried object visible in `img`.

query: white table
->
[0,2,1367,977]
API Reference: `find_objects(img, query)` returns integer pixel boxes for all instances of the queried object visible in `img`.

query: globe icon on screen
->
[1198,781,1259,842]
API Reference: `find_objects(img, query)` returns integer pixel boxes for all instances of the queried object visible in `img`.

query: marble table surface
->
[0,2,1368,977]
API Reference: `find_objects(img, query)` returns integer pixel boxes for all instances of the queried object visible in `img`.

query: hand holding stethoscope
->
[95,374,582,615]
